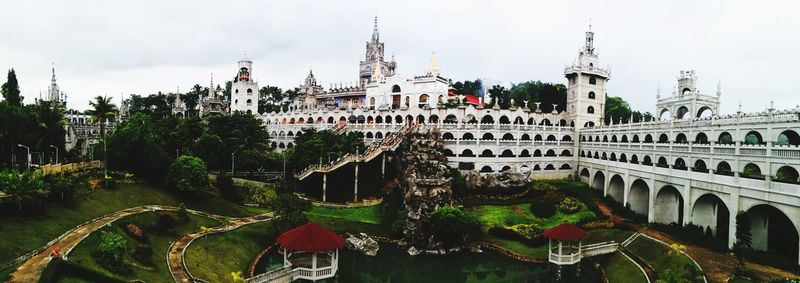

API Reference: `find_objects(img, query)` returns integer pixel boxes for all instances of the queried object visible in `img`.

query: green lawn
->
[468,202,597,230]
[66,211,220,282]
[308,215,392,237]
[306,205,384,224]
[600,252,648,283]
[584,229,634,244]
[0,183,265,263]
[626,236,704,282]
[478,234,549,258]
[184,221,276,283]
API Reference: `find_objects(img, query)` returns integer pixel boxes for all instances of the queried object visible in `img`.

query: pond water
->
[257,246,601,283]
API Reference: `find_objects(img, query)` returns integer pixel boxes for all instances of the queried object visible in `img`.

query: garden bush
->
[559,197,580,214]
[542,189,567,204]
[122,222,147,242]
[166,155,209,193]
[529,199,556,218]
[427,206,482,247]
[93,231,131,274]
[581,218,615,230]
[488,224,547,246]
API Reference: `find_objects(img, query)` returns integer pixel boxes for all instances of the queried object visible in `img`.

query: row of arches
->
[583,168,799,264]
[580,150,800,183]
[446,148,572,158]
[479,163,572,173]
[441,132,573,142]
[271,114,576,127]
[581,129,800,146]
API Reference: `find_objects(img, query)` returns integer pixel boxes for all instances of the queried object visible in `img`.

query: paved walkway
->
[7,205,231,282]
[168,213,274,282]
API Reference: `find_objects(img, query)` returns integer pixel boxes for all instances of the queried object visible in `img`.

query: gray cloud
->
[1,0,798,113]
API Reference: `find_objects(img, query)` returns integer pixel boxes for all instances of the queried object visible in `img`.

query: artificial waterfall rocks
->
[395,128,456,254]
[344,233,380,256]
[464,170,531,191]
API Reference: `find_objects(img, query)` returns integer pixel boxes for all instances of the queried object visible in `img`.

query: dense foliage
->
[94,231,128,271]
[427,205,481,248]
[271,193,312,232]
[0,70,69,169]
[166,155,209,193]
[604,96,654,125]
[289,128,366,172]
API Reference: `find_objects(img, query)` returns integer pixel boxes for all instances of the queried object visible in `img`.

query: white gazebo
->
[276,222,344,281]
[543,223,587,265]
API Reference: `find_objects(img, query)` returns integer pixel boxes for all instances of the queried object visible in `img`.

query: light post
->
[49,145,59,164]
[231,149,238,174]
[17,144,30,172]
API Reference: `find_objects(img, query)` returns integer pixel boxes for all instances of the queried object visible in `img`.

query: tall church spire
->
[371,16,380,42]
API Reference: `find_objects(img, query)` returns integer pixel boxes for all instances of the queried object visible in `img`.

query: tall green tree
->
[1,69,22,106]
[86,95,118,137]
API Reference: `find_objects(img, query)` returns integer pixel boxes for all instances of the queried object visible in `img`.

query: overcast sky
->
[1,0,798,114]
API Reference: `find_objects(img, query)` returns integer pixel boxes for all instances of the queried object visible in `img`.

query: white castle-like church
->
[224,18,800,264]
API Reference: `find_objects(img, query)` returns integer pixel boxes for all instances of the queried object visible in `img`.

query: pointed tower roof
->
[371,16,380,42]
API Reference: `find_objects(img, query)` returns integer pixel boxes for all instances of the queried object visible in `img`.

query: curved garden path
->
[7,205,243,283]
[167,212,274,282]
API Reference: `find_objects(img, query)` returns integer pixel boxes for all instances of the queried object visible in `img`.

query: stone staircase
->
[295,123,418,180]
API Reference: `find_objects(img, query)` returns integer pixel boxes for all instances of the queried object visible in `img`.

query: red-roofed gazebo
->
[276,222,344,281]
[544,223,587,265]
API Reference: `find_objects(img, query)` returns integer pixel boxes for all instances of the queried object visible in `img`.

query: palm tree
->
[86,95,118,138]
[32,101,67,161]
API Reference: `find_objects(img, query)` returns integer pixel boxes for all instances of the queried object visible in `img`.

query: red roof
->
[543,223,587,241]
[276,222,345,252]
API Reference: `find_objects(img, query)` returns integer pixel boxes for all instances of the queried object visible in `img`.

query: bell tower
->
[565,23,609,129]
[230,56,259,115]
[359,16,393,86]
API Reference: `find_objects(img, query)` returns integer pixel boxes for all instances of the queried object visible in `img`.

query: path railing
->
[295,123,418,180]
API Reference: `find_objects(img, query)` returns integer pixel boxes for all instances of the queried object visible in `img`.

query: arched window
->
[589,77,597,85]
[715,161,733,176]
[392,85,401,93]
[588,91,596,99]
[776,166,800,183]
[742,163,763,179]
[587,106,594,114]
[744,131,764,145]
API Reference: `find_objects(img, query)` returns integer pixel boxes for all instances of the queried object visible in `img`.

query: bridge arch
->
[608,174,625,203]
[629,179,650,216]
[743,204,799,264]
[592,171,605,191]
[654,185,684,225]
[691,193,730,243]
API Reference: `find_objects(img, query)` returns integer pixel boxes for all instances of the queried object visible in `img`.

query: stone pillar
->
[381,154,386,179]
[683,181,692,225]
[648,178,656,223]
[623,172,631,207]
[322,173,327,202]
[728,191,739,249]
[603,168,610,197]
[354,163,359,202]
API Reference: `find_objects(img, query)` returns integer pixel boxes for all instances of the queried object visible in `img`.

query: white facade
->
[257,20,800,264]
[230,58,259,114]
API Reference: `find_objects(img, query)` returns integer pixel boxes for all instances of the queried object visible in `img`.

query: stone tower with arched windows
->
[565,24,609,129]
[359,16,395,86]
[230,57,259,114]
[655,70,721,120]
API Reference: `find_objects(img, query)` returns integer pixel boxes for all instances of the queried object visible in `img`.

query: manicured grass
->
[468,201,597,230]
[600,252,648,283]
[584,229,634,244]
[478,234,549,258]
[184,221,276,283]
[67,211,220,282]
[308,215,392,237]
[626,236,703,282]
[306,205,384,224]
[0,183,265,263]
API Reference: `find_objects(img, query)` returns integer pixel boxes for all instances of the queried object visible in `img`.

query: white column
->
[354,163,359,202]
[322,174,327,202]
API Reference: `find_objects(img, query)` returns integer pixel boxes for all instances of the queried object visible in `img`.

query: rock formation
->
[465,170,531,191]
[395,128,456,254]
[344,233,379,256]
